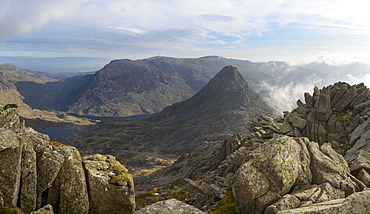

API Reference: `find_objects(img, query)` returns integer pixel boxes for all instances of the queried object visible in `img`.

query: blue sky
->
[1,0,370,69]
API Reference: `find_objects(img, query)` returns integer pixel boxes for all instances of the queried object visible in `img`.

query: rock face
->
[83,154,135,214]
[0,106,135,213]
[135,198,206,214]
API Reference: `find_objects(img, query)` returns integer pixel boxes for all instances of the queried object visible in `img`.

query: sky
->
[1,0,370,70]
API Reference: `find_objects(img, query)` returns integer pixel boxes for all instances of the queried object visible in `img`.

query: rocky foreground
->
[4,80,370,214]
[0,107,135,213]
[150,81,370,213]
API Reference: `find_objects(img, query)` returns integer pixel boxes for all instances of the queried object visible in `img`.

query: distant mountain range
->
[1,55,370,118]
[68,66,275,175]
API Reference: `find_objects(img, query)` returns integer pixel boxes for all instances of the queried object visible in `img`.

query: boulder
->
[83,154,135,214]
[47,146,89,214]
[30,204,54,214]
[0,129,22,207]
[134,198,206,214]
[19,137,37,213]
[276,190,370,214]
[232,135,312,214]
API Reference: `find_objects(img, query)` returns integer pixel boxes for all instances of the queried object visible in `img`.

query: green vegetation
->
[106,155,134,187]
[0,206,25,214]
[209,191,239,214]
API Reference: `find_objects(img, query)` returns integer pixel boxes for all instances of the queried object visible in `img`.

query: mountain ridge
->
[69,65,275,175]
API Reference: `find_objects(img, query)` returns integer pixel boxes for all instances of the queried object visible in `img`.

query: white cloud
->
[0,0,87,40]
[1,0,370,60]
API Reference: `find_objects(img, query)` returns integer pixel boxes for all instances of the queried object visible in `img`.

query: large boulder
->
[232,135,364,214]
[232,135,312,214]
[83,154,135,214]
[0,129,22,207]
[47,146,89,214]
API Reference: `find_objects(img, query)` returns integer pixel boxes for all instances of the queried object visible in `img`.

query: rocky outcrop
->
[158,82,370,214]
[231,135,364,214]
[82,154,135,214]
[276,190,370,214]
[134,198,206,214]
[0,107,135,214]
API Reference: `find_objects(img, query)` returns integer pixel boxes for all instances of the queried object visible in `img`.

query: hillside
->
[69,66,275,175]
[16,56,287,116]
[0,63,96,126]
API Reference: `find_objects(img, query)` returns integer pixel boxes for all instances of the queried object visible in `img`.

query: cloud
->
[1,0,370,60]
[0,0,87,40]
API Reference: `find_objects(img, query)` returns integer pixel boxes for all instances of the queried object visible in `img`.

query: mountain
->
[69,66,275,175]
[0,63,95,126]
[16,56,280,117]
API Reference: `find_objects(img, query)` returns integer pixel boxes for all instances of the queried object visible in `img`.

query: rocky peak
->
[199,65,248,93]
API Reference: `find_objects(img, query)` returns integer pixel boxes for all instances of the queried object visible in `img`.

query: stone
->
[351,88,370,108]
[288,114,307,130]
[232,135,311,214]
[308,142,350,189]
[331,83,349,109]
[265,194,301,213]
[277,190,370,214]
[0,129,22,207]
[348,150,370,175]
[333,85,358,111]
[134,198,206,214]
[315,182,345,203]
[83,154,135,214]
[345,119,370,163]
[316,86,332,121]
[36,146,65,209]
[47,146,89,214]
[304,92,313,107]
[30,204,54,214]
[19,138,37,213]
[357,169,370,187]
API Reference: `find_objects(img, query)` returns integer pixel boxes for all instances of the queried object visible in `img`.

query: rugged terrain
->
[133,81,370,213]
[0,63,95,126]
[68,66,275,175]
[0,106,135,214]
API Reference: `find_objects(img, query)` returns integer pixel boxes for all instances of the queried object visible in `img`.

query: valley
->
[2,56,370,213]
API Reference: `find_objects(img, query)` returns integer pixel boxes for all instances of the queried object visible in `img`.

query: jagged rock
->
[345,119,370,163]
[0,107,135,213]
[265,194,301,214]
[331,83,349,110]
[348,150,370,175]
[287,114,306,130]
[232,135,312,214]
[357,169,370,187]
[304,92,314,107]
[0,129,22,207]
[308,143,349,188]
[134,198,206,214]
[47,146,89,214]
[20,137,37,213]
[30,204,54,214]
[277,190,370,214]
[82,154,135,214]
[333,85,358,112]
[36,146,65,209]
[316,86,332,121]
